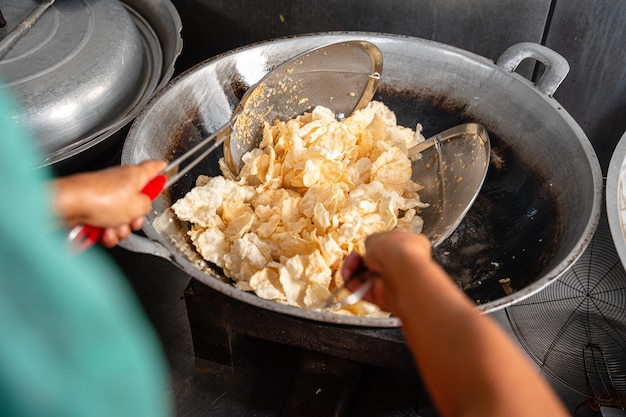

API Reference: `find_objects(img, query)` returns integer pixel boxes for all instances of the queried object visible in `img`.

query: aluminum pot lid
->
[606,129,626,269]
[0,0,165,164]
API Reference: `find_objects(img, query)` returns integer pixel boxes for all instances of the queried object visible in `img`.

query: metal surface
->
[324,272,376,310]
[0,0,54,59]
[506,211,626,410]
[120,33,602,327]
[585,345,626,416]
[0,0,148,156]
[606,130,626,269]
[495,42,569,97]
[411,123,490,247]
[0,0,182,169]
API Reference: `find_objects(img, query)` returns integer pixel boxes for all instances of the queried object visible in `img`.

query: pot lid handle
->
[0,0,55,59]
[496,42,570,97]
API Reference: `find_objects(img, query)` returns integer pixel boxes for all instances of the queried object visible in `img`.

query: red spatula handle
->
[69,174,167,250]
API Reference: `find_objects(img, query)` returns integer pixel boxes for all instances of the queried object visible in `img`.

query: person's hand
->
[341,230,434,314]
[52,160,167,247]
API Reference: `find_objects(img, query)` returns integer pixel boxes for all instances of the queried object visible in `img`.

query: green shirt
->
[0,91,172,417]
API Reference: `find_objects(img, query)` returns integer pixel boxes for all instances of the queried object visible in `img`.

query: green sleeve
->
[0,90,173,417]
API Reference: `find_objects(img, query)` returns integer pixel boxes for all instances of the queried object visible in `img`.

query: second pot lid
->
[606,129,626,269]
[0,0,161,160]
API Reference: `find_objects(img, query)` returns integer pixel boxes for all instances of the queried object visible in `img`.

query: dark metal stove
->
[184,279,413,370]
[183,278,429,416]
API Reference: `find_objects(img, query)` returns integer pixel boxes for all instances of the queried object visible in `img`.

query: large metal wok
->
[120,33,602,327]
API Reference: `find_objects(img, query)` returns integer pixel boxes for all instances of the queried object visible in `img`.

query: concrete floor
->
[106,245,606,416]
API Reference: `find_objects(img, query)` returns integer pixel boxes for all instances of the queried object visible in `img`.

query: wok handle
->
[68,174,167,251]
[495,42,570,97]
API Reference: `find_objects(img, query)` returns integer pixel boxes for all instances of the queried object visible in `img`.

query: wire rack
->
[506,211,626,408]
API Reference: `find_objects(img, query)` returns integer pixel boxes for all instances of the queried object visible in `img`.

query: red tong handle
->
[70,174,167,249]
[140,174,167,200]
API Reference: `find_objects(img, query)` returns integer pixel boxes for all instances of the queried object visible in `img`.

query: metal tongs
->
[68,40,383,250]
[67,129,232,250]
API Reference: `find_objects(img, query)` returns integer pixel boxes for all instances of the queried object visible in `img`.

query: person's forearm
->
[392,257,569,417]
